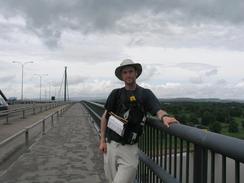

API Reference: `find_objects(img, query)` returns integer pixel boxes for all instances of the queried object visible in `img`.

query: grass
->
[221,117,244,139]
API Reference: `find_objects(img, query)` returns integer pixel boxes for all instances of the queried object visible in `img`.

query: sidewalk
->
[0,103,106,183]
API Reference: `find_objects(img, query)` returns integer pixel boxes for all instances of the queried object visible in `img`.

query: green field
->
[221,117,244,139]
[159,100,244,140]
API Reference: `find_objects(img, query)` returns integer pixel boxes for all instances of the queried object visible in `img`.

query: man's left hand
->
[162,116,179,128]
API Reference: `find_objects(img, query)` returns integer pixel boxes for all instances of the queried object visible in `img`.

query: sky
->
[1,0,244,100]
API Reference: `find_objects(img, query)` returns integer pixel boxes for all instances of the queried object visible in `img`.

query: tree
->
[215,110,226,122]
[228,121,239,133]
[201,111,215,126]
[230,107,242,117]
[224,114,232,123]
[241,120,244,129]
[209,121,222,133]
[175,114,188,125]
[188,113,199,124]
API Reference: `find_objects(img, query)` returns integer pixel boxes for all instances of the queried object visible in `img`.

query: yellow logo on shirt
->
[130,96,136,102]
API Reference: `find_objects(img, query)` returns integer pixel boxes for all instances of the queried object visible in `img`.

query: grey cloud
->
[31,27,61,48]
[68,75,89,86]
[189,76,203,84]
[205,69,218,76]
[52,81,63,88]
[128,37,145,47]
[1,0,244,48]
[216,79,227,85]
[175,63,219,84]
[49,75,88,87]
[150,82,244,99]
[111,77,124,85]
[138,64,160,82]
[235,79,244,88]
[0,60,10,70]
[0,75,16,82]
[0,23,15,41]
[174,62,217,72]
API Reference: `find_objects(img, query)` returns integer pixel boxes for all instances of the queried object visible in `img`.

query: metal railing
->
[82,101,244,183]
[0,103,72,166]
[0,102,66,124]
[7,100,64,105]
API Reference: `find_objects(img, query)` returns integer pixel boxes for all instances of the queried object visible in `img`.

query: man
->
[99,59,178,183]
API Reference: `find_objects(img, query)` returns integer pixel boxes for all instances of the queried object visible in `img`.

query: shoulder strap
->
[113,88,125,114]
[135,86,145,113]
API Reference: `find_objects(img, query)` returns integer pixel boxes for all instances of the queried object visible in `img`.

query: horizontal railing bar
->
[25,119,45,130]
[82,102,102,120]
[88,101,104,108]
[1,104,46,113]
[93,123,100,133]
[0,129,26,148]
[147,117,244,163]
[0,102,64,116]
[138,150,180,183]
[82,102,101,134]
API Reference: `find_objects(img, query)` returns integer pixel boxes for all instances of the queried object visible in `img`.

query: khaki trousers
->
[104,141,139,183]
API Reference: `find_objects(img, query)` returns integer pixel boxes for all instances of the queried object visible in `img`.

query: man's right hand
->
[99,141,107,154]
[100,110,108,154]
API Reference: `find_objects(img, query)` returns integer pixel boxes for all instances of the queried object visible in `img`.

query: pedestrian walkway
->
[0,103,106,183]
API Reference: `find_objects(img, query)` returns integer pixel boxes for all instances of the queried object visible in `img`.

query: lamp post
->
[34,74,48,101]
[48,81,52,101]
[12,61,34,100]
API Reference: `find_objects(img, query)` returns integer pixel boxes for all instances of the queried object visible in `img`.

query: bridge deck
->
[0,103,106,183]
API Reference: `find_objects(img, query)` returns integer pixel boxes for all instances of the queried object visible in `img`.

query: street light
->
[34,74,48,101]
[12,61,34,100]
[48,81,53,101]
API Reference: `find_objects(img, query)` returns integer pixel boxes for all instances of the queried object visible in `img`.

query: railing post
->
[194,144,208,183]
[25,129,29,146]
[42,119,46,135]
[57,111,60,120]
[51,115,54,127]
[33,107,36,115]
[22,110,25,119]
[60,109,63,116]
[6,113,9,124]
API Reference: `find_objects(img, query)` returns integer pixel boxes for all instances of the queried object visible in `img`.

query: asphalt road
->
[0,105,66,142]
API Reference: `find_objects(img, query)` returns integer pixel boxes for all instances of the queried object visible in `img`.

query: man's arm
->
[156,109,178,128]
[99,110,108,153]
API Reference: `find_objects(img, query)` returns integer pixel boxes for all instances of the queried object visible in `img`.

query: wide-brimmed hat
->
[115,59,142,81]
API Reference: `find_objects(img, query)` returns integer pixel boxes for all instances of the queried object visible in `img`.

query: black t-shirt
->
[105,85,161,118]
[104,85,161,143]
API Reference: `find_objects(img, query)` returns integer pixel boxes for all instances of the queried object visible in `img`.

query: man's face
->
[121,66,137,85]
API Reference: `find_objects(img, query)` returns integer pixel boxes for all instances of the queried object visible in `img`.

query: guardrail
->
[0,102,66,124]
[7,100,65,105]
[82,101,244,183]
[0,103,72,166]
